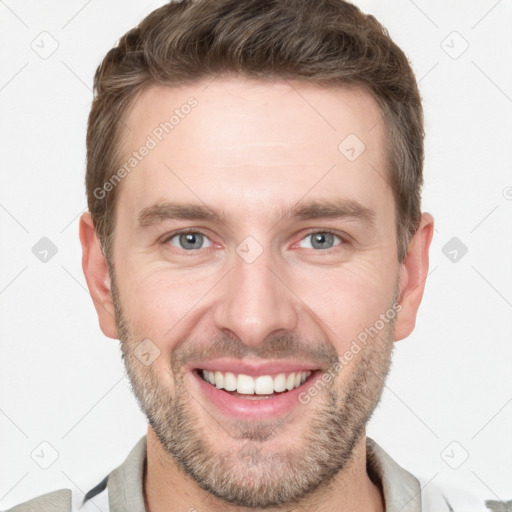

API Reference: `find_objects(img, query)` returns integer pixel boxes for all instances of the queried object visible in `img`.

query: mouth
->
[195,368,315,399]
[190,364,322,419]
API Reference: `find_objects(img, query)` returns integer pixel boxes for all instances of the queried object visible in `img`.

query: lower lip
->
[190,370,322,420]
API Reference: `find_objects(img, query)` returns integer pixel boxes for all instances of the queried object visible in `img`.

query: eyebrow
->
[137,198,375,229]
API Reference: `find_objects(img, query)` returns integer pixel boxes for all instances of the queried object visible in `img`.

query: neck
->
[143,426,384,512]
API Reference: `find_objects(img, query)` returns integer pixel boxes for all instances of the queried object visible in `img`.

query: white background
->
[1,0,511,509]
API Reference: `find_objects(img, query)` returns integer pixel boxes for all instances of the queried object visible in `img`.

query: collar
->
[107,435,147,512]
[104,435,421,512]
[366,437,421,512]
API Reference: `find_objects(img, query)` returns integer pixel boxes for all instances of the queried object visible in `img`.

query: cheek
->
[290,259,397,347]
[117,264,215,342]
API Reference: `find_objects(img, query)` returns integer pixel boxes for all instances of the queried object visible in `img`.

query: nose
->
[213,244,299,348]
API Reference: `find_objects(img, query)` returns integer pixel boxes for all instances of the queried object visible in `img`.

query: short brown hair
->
[86,0,424,263]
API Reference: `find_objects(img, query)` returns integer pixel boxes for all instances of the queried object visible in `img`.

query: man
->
[4,0,491,511]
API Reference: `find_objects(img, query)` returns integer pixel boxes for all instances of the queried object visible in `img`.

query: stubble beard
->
[111,272,395,508]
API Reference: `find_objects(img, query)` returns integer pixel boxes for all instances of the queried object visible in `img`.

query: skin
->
[80,77,434,512]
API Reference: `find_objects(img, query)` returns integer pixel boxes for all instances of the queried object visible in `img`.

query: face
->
[107,78,402,507]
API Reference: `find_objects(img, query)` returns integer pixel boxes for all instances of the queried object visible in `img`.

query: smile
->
[190,364,322,418]
[198,369,313,397]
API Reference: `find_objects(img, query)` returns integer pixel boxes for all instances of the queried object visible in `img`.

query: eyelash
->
[160,229,348,253]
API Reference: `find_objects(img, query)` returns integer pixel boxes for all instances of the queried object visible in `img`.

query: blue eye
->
[298,232,342,250]
[167,232,212,251]
[163,230,344,253]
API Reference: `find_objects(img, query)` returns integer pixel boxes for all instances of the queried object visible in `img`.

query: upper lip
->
[188,358,321,377]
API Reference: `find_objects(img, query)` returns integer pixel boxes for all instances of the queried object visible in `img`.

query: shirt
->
[3,435,494,512]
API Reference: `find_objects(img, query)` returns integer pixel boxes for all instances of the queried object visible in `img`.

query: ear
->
[79,212,118,339]
[394,212,434,341]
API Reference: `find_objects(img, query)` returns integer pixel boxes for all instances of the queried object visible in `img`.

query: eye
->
[297,231,343,251]
[166,231,212,251]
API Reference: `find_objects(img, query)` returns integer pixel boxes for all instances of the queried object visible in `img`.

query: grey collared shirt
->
[4,435,494,512]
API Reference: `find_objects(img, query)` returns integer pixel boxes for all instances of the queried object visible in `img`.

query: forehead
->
[116,77,390,220]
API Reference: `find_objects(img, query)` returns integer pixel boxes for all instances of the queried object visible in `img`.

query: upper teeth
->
[201,370,312,395]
